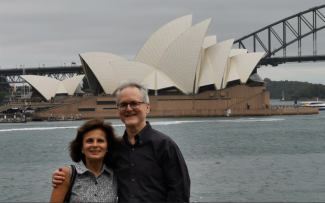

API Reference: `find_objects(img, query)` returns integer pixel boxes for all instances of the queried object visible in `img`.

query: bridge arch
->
[233,4,325,66]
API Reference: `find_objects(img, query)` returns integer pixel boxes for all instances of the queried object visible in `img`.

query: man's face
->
[117,86,150,130]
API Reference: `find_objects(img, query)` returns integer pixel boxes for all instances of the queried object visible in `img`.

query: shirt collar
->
[122,121,153,145]
[75,160,113,175]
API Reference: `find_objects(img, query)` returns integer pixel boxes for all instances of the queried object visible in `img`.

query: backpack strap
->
[63,165,77,202]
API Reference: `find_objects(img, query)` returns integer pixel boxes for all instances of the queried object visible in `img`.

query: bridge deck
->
[0,66,84,76]
[259,55,325,66]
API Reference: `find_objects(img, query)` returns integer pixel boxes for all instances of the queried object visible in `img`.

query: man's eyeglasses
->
[117,102,146,110]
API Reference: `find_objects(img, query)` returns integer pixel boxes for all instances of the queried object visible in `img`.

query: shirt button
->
[131,195,134,198]
[132,178,135,181]
[95,182,98,185]
[94,194,97,196]
[132,148,134,151]
[131,163,134,166]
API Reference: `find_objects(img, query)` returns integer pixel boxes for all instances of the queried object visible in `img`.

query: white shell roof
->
[62,75,86,95]
[56,83,68,94]
[223,58,240,87]
[20,75,84,100]
[141,70,175,90]
[196,39,234,92]
[141,70,156,90]
[197,52,215,88]
[157,18,212,94]
[222,52,264,88]
[20,75,61,100]
[156,70,176,89]
[78,15,265,95]
[202,35,217,49]
[134,14,192,68]
[231,52,265,83]
[229,49,248,57]
[195,49,204,93]
[109,61,153,88]
[208,39,234,89]
[79,52,127,94]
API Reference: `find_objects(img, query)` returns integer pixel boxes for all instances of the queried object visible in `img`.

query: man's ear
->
[146,103,150,114]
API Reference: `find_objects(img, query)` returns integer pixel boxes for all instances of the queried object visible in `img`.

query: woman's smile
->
[82,129,108,162]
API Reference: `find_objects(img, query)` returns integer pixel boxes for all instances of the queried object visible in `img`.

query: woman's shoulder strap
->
[63,165,77,202]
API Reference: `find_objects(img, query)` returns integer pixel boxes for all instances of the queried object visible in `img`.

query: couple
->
[50,82,191,202]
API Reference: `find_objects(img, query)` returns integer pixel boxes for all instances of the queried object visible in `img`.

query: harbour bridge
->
[0,66,84,84]
[234,5,325,67]
[1,4,325,84]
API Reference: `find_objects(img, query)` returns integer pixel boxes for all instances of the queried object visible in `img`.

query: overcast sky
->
[1,0,324,84]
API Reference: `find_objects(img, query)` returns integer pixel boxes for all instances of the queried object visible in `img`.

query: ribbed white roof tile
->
[194,49,204,93]
[229,49,247,57]
[202,35,217,49]
[205,39,234,89]
[79,52,127,94]
[141,70,156,90]
[110,61,154,91]
[224,58,240,87]
[157,18,212,94]
[62,75,85,95]
[197,51,215,88]
[232,52,265,83]
[156,70,175,90]
[21,75,85,100]
[20,75,61,100]
[56,82,68,94]
[141,70,175,90]
[134,15,192,68]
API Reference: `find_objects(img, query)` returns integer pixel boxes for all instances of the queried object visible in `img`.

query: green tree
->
[264,78,325,100]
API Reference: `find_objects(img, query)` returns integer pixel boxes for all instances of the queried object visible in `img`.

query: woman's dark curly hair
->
[69,119,121,166]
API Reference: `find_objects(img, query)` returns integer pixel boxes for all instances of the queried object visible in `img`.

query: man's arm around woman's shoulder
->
[50,167,70,202]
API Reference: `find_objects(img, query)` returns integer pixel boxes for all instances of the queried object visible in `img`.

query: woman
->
[50,119,121,202]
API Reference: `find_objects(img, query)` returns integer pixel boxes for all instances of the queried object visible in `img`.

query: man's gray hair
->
[115,81,150,104]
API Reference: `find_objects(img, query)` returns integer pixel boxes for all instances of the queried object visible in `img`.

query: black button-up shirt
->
[114,122,191,202]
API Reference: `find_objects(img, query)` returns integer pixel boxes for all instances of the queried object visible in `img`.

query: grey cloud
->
[1,0,324,84]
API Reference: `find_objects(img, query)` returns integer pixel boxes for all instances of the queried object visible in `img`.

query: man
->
[52,82,191,202]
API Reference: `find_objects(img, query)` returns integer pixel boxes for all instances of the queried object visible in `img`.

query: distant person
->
[50,119,121,202]
[53,81,191,202]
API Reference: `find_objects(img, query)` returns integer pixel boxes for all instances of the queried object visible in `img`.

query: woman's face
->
[82,128,108,162]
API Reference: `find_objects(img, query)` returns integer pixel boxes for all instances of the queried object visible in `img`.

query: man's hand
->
[52,168,66,188]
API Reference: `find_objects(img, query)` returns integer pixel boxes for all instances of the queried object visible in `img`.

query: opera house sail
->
[20,75,85,101]
[78,15,265,96]
[32,15,313,118]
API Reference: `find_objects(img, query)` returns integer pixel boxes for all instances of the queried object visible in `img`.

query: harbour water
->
[0,100,324,202]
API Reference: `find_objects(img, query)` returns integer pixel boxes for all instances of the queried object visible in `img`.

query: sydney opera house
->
[28,15,282,118]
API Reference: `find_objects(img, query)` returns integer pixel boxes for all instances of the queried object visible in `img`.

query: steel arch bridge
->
[233,4,325,67]
[0,66,84,84]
